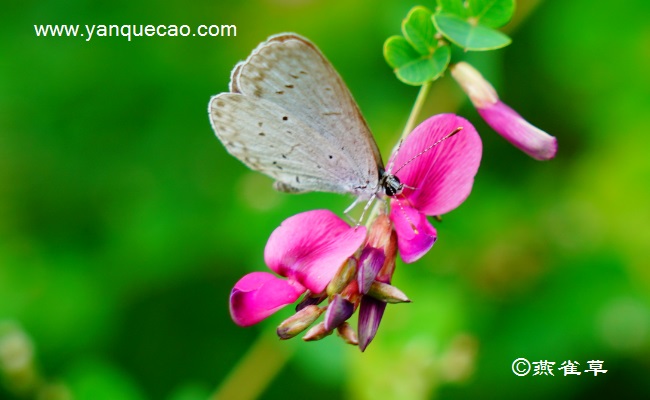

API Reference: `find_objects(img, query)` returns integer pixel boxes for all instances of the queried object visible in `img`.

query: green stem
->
[210,331,294,400]
[399,81,432,143]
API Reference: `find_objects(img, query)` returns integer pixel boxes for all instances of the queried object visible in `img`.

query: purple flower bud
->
[358,296,386,352]
[324,294,354,331]
[357,247,386,294]
[295,291,327,312]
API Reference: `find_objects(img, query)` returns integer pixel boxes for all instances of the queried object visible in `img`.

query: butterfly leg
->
[356,193,378,227]
[344,197,361,225]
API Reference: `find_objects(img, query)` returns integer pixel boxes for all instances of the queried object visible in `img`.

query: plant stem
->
[399,80,432,142]
[210,331,294,400]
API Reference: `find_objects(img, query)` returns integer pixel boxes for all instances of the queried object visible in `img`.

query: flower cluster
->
[229,114,483,351]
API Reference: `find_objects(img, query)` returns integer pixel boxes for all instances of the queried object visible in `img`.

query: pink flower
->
[229,114,485,348]
[229,210,366,326]
[387,114,482,263]
[451,62,557,161]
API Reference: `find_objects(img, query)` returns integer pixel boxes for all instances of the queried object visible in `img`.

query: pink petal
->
[264,210,367,294]
[387,114,482,216]
[229,272,306,327]
[478,101,557,160]
[390,204,437,263]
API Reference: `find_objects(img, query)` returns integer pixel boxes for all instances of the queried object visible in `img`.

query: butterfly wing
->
[209,33,383,197]
[210,93,370,194]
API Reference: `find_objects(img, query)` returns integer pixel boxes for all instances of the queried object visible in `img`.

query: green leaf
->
[436,0,469,19]
[384,6,452,86]
[388,42,451,86]
[384,36,421,69]
[434,0,514,50]
[401,6,436,56]
[433,13,511,51]
[468,0,515,28]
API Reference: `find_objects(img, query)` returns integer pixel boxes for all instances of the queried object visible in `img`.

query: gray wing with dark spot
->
[221,33,383,197]
[209,92,374,195]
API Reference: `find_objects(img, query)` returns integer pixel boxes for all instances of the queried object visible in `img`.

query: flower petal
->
[264,210,367,294]
[390,204,437,263]
[450,61,498,109]
[478,101,557,160]
[229,272,305,327]
[388,114,482,216]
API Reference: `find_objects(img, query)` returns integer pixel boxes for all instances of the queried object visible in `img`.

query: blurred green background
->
[1,0,649,399]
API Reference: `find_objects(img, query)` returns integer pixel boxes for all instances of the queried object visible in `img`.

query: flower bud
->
[354,217,400,351]
[357,247,386,294]
[276,305,323,340]
[336,322,358,345]
[302,322,332,342]
[450,61,498,109]
[324,294,354,331]
[367,214,393,250]
[327,257,357,296]
[295,291,326,312]
[357,296,386,352]
[451,62,557,160]
[367,281,411,303]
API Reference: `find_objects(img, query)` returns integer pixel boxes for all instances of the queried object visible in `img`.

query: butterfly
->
[208,33,407,203]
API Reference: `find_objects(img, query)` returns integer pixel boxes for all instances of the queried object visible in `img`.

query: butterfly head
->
[380,171,403,197]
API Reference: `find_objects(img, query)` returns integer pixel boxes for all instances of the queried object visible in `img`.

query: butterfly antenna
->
[393,127,463,176]
[386,139,404,173]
